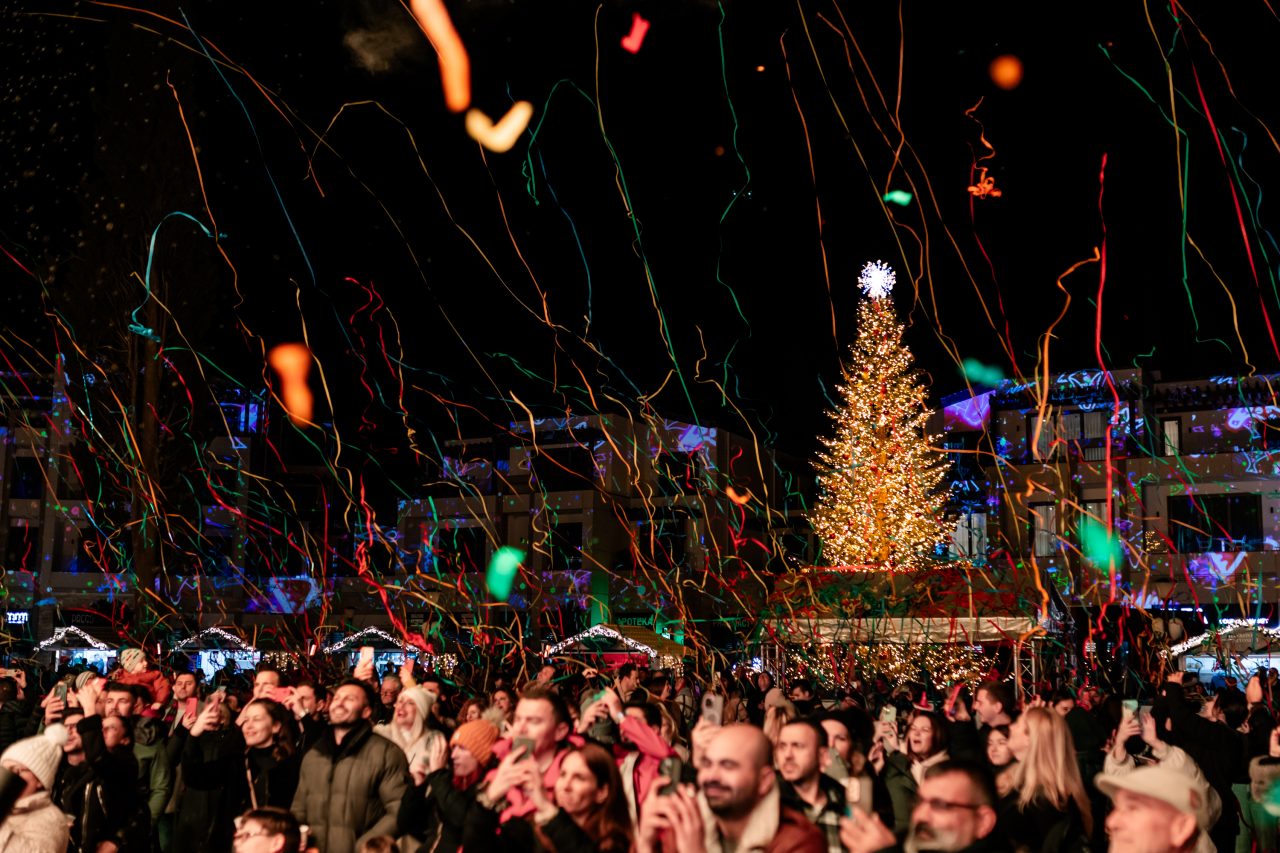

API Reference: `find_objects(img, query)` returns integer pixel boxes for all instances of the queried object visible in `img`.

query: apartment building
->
[397,415,813,649]
[936,368,1280,611]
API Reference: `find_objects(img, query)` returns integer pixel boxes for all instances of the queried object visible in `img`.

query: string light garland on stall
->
[786,642,994,687]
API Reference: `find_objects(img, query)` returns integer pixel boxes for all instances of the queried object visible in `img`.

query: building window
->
[951,512,987,558]
[1031,416,1054,461]
[1167,493,1262,553]
[548,522,584,572]
[5,524,39,571]
[1059,413,1082,441]
[531,447,597,492]
[431,525,490,574]
[1163,418,1181,456]
[1083,411,1106,440]
[10,457,44,500]
[1030,504,1057,556]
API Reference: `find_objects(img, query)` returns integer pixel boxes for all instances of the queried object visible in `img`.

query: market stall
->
[171,626,261,680]
[36,626,118,672]
[760,564,1067,691]
[542,623,686,672]
[322,626,457,677]
[1166,618,1280,684]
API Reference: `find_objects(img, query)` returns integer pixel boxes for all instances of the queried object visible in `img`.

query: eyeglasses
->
[916,797,981,813]
[233,830,273,842]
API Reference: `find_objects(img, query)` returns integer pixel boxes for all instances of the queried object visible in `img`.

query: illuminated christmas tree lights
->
[811,261,950,571]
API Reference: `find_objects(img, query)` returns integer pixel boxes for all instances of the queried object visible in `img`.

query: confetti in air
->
[621,13,651,54]
[268,344,314,426]
[486,547,524,602]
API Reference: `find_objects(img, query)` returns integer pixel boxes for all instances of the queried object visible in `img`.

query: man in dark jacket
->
[776,720,847,853]
[62,685,148,853]
[290,678,408,852]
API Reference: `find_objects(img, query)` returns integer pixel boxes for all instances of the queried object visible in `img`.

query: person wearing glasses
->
[232,806,302,853]
[838,760,1006,853]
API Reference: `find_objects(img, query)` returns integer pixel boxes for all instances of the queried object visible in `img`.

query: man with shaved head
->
[636,723,824,852]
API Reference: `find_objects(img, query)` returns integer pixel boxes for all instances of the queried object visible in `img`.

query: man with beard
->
[64,681,149,853]
[775,720,847,852]
[634,723,824,853]
[838,760,1006,853]
[290,679,408,852]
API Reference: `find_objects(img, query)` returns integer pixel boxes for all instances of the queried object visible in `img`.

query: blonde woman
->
[1000,707,1093,853]
[761,687,797,747]
[374,686,445,771]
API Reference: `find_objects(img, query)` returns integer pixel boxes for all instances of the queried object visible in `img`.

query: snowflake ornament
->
[858,260,896,300]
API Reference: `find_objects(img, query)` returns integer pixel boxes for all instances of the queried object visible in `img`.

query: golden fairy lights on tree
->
[811,261,950,571]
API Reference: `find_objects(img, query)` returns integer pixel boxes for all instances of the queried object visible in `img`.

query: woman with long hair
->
[463,743,633,852]
[984,723,1014,774]
[1000,706,1093,853]
[761,688,796,747]
[458,697,487,724]
[178,695,301,851]
[547,744,632,851]
[879,710,950,833]
[374,686,445,770]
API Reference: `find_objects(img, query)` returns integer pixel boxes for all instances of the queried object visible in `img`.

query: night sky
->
[3,0,1278,469]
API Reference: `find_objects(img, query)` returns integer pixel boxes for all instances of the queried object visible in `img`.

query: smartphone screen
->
[54,682,68,703]
[512,737,535,759]
[358,646,375,668]
[826,747,849,781]
[701,694,724,726]
[659,757,683,795]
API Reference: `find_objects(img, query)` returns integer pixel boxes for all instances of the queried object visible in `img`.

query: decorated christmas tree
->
[811,261,950,571]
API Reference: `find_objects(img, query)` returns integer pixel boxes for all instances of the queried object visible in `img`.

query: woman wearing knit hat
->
[0,725,73,853]
[397,718,500,852]
[374,685,446,771]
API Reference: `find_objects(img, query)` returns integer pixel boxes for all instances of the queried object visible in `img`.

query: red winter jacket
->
[114,669,172,707]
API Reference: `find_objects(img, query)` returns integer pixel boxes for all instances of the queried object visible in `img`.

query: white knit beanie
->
[399,686,434,721]
[1,725,68,790]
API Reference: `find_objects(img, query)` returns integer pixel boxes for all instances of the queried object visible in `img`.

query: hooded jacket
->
[290,719,408,853]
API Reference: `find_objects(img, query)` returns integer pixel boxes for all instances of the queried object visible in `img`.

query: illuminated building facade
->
[937,368,1280,612]
[397,415,812,650]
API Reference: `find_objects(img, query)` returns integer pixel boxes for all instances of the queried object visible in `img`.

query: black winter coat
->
[57,715,147,853]
[176,727,301,852]
[398,768,485,853]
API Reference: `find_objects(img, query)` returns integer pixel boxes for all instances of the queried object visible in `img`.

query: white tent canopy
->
[36,625,113,653]
[172,627,259,653]
[322,627,421,654]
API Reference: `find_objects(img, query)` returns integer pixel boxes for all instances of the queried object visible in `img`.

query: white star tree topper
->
[858,260,896,300]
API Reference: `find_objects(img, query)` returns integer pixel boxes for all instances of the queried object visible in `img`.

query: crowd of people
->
[0,648,1272,853]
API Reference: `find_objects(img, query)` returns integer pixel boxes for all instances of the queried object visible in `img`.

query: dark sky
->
[3,0,1278,469]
